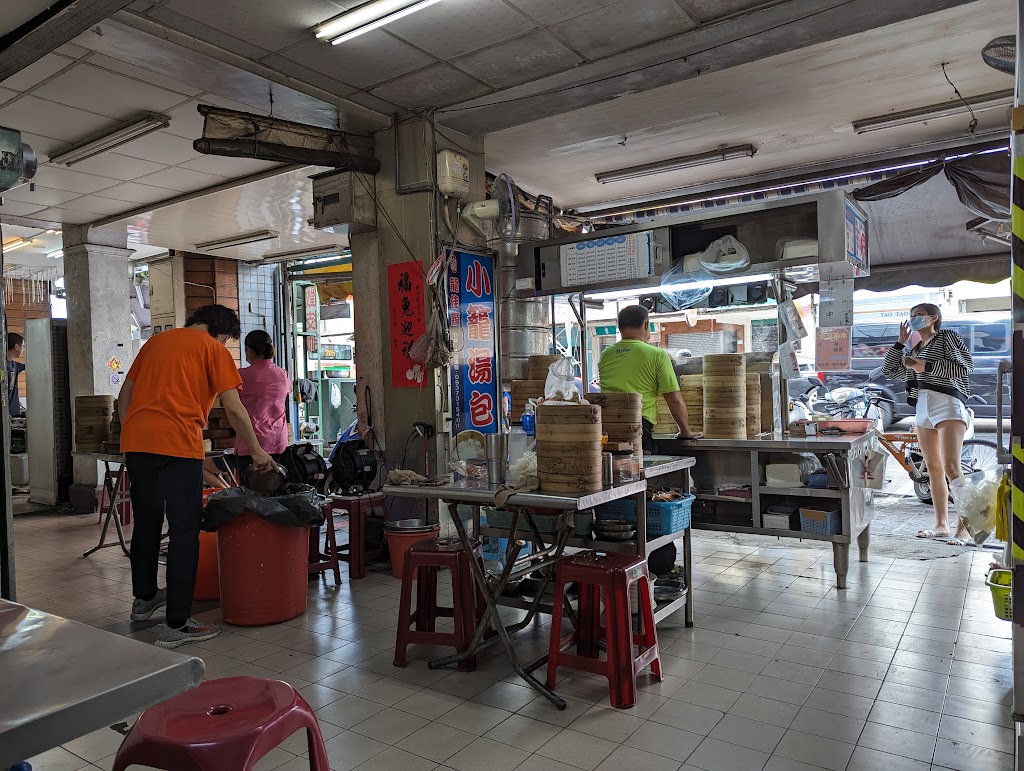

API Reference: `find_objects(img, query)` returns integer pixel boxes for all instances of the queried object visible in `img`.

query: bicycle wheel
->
[960,439,1002,478]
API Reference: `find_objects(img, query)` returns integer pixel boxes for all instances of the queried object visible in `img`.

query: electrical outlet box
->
[437,149,470,199]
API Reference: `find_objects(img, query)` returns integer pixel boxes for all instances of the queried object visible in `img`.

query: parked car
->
[822,316,1010,427]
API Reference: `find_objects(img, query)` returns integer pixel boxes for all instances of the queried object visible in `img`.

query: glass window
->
[851,324,898,358]
[970,323,1009,355]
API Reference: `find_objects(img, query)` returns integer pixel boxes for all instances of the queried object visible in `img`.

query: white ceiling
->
[485,0,1015,210]
[1,222,168,275]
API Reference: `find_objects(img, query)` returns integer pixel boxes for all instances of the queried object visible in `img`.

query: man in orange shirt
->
[118,305,275,648]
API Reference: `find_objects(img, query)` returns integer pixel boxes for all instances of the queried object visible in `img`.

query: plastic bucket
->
[986,568,1012,621]
[386,524,439,579]
[193,530,220,601]
[218,511,309,625]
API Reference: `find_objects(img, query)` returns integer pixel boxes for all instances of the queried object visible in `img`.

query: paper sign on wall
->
[819,276,854,328]
[815,327,852,372]
[387,261,426,388]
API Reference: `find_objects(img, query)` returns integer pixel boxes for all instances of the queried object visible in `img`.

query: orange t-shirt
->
[120,328,243,459]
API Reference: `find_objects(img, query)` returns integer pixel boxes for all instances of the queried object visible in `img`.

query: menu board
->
[559,232,655,288]
[816,327,853,372]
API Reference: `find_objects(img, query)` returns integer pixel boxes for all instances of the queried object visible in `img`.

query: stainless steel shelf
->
[693,521,851,544]
[758,486,842,499]
[695,493,753,503]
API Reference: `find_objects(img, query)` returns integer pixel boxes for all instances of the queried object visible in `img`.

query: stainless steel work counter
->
[656,434,873,589]
[0,599,205,767]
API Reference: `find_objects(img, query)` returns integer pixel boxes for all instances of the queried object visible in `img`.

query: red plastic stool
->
[394,538,485,672]
[112,676,329,771]
[546,551,662,709]
[308,502,341,584]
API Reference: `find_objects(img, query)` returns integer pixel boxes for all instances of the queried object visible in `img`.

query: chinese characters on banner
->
[449,251,498,435]
[815,327,852,372]
[387,261,426,388]
[304,285,319,354]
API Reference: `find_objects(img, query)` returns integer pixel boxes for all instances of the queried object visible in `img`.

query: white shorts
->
[915,390,970,430]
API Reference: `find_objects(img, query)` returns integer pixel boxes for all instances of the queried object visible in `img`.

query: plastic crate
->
[763,513,791,530]
[799,507,842,536]
[486,509,563,533]
[595,493,694,536]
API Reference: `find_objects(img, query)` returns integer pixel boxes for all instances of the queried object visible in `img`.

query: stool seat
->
[112,677,329,771]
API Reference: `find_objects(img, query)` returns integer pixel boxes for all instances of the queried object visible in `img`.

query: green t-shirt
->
[598,339,680,424]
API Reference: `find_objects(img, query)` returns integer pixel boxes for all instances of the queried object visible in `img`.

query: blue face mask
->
[909,315,930,332]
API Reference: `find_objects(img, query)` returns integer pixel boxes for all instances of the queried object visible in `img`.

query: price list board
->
[559,233,655,288]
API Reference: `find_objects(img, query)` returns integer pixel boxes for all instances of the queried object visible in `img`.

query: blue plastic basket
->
[595,493,694,536]
[798,507,842,536]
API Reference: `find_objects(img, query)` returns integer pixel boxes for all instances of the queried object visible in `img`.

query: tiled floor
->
[12,511,1015,771]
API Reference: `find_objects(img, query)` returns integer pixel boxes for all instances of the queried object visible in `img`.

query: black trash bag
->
[202,485,326,531]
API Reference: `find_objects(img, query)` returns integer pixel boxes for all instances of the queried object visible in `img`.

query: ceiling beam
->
[439,0,984,136]
[0,0,136,82]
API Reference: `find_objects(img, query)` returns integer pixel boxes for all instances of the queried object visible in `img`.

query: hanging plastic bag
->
[851,449,886,489]
[659,264,714,310]
[700,235,750,275]
[950,470,1000,544]
[544,357,579,401]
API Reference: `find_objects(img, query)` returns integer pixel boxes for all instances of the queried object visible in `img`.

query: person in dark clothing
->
[6,332,25,418]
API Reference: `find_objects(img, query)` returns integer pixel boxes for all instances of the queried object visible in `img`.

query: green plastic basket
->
[986,568,1012,621]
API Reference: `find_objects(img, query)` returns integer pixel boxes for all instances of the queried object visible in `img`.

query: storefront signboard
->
[449,251,498,436]
[387,261,426,388]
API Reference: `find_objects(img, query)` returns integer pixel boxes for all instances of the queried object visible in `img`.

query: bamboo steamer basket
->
[536,403,603,493]
[510,379,546,422]
[76,395,114,451]
[679,375,704,433]
[703,354,746,439]
[654,396,676,434]
[527,355,562,380]
[745,374,762,438]
[586,392,642,455]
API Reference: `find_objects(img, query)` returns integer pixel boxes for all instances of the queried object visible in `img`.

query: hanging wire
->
[941,62,979,135]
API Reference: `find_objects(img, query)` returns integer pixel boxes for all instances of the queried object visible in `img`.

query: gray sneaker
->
[155,618,222,649]
[130,588,167,621]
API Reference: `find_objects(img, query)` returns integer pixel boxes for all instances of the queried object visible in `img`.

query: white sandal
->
[916,529,950,539]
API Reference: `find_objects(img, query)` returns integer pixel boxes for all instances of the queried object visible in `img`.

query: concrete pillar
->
[63,226,134,498]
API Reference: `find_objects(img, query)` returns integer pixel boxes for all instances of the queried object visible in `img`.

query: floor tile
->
[535,728,620,771]
[351,746,438,771]
[856,721,936,763]
[315,694,387,729]
[744,674,813,705]
[393,688,465,719]
[708,714,785,753]
[517,694,594,728]
[323,730,389,771]
[773,730,854,771]
[26,746,93,771]
[484,714,562,753]
[395,722,477,763]
[673,681,741,712]
[789,705,864,744]
[445,736,530,771]
[594,743,682,771]
[759,660,824,687]
[931,737,1014,771]
[801,688,874,720]
[867,699,940,735]
[728,693,800,728]
[650,697,725,735]
[690,663,758,692]
[624,721,704,764]
[846,745,929,771]
[435,701,512,735]
[940,693,1014,729]
[938,713,1015,754]
[685,736,769,771]
[349,707,429,743]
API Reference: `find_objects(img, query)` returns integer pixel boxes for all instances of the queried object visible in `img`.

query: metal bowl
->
[241,463,288,494]
[385,519,437,534]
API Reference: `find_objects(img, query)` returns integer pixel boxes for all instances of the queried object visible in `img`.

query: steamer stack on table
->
[745,374,762,438]
[702,354,747,439]
[586,392,643,457]
[103,411,122,455]
[509,355,563,423]
[679,375,704,435]
[653,395,676,435]
[75,396,115,453]
[203,407,236,451]
[535,403,603,493]
[527,355,561,380]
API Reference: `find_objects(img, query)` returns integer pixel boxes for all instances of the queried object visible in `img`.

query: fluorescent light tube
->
[47,249,63,260]
[1,238,32,253]
[195,230,279,251]
[853,90,1013,134]
[317,0,445,44]
[49,112,171,166]
[596,144,756,184]
[258,245,348,264]
[587,272,773,301]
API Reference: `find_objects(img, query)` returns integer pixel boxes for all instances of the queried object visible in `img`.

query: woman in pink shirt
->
[234,330,292,476]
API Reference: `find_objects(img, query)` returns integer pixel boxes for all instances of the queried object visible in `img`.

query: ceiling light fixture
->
[47,249,63,260]
[853,90,1014,134]
[257,245,349,265]
[595,144,757,184]
[586,272,773,301]
[49,112,171,167]
[1,238,33,254]
[316,0,445,44]
[194,230,280,251]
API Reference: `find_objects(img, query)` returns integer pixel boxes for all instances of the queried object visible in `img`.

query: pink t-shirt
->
[235,359,291,456]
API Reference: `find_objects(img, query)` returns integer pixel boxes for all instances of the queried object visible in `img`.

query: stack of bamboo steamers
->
[509,355,560,423]
[702,354,749,439]
[535,403,603,492]
[75,396,115,453]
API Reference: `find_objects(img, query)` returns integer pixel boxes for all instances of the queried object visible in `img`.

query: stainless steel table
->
[0,599,205,767]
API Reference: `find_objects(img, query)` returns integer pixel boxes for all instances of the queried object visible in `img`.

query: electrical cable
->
[941,62,979,136]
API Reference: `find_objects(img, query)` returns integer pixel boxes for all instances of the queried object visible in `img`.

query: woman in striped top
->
[882,303,973,544]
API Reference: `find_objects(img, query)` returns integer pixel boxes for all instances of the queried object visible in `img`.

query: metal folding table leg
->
[83,462,131,558]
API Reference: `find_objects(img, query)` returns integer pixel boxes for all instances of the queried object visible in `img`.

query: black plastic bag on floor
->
[202,485,326,530]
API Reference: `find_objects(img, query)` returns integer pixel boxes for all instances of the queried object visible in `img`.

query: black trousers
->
[126,452,204,628]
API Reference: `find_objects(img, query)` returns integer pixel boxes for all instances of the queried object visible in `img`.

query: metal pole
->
[0,240,13,600]
[1010,4,1024,763]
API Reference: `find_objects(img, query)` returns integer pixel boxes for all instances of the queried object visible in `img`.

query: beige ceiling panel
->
[452,29,583,89]
[177,155,279,178]
[0,88,16,106]
[0,96,113,142]
[17,132,65,159]
[31,207,100,225]
[33,165,120,195]
[58,195,137,217]
[388,0,535,59]
[372,64,490,110]
[160,0,353,53]
[257,54,356,97]
[136,166,225,192]
[115,131,203,165]
[3,185,83,207]
[54,42,91,59]
[682,0,789,23]
[162,100,209,140]
[87,52,204,97]
[505,0,617,26]
[277,32,435,91]
[66,152,167,181]
[550,0,697,60]
[0,199,48,217]
[0,53,75,92]
[91,181,176,205]
[143,5,272,61]
[33,63,190,119]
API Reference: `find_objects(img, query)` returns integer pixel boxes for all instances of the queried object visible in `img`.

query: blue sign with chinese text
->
[448,251,498,436]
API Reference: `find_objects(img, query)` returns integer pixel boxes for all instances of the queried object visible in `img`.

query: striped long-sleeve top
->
[881,330,973,407]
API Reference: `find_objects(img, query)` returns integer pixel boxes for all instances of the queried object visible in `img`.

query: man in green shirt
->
[599,305,701,450]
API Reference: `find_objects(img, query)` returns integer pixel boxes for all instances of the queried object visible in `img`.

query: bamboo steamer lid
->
[527,355,562,380]
[537,404,601,422]
[703,353,745,371]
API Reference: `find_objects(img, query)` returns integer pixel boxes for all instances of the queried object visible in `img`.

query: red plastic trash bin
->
[218,511,309,626]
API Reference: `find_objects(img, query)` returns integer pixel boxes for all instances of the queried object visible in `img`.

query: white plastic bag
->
[700,235,750,275]
[544,357,578,401]
[950,470,999,544]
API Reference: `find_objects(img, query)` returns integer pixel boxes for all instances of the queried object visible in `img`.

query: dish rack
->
[596,494,694,536]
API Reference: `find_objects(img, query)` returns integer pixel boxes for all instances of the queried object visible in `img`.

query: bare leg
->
[857,525,869,562]
[937,419,968,540]
[833,543,849,589]
[916,425,949,536]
